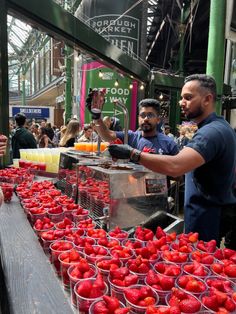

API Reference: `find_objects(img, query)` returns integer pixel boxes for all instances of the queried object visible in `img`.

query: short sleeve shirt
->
[115,130,179,156]
[186,113,236,206]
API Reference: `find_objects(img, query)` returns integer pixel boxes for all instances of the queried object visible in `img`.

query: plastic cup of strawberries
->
[67,261,97,307]
[124,284,159,313]
[0,182,14,202]
[74,276,108,313]
[49,240,74,275]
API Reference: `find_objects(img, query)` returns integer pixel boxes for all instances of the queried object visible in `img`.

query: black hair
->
[184,74,217,101]
[138,98,161,114]
[14,113,26,127]
[83,124,92,132]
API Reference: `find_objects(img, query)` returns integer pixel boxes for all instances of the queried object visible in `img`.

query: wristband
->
[130,149,141,163]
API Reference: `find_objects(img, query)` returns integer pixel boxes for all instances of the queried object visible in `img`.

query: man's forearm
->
[93,118,117,142]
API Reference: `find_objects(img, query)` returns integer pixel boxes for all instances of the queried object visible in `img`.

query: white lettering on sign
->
[109,96,128,104]
[105,88,130,96]
[20,108,42,114]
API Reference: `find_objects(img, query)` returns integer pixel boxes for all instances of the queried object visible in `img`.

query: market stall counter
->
[0,193,74,314]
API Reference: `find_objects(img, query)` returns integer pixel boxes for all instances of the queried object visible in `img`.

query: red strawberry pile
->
[214,248,236,263]
[50,240,74,273]
[135,246,160,262]
[92,295,130,314]
[134,226,154,241]
[201,289,236,313]
[68,235,95,248]
[96,257,121,272]
[190,250,215,265]
[75,275,107,312]
[153,262,181,278]
[171,240,194,254]
[33,217,54,234]
[110,245,133,260]
[87,228,107,239]
[146,305,181,314]
[84,244,109,263]
[124,285,157,307]
[177,231,199,244]
[162,250,188,264]
[108,226,129,240]
[196,239,217,253]
[126,255,151,274]
[146,269,175,291]
[77,217,96,229]
[206,276,236,294]
[183,261,210,277]
[211,261,236,279]
[156,226,177,243]
[109,267,139,287]
[97,237,120,249]
[68,259,96,280]
[177,275,207,294]
[122,238,143,249]
[168,288,201,313]
[55,217,75,230]
[0,167,34,184]
[0,183,14,202]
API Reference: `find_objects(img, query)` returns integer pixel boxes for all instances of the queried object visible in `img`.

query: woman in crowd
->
[38,127,54,148]
[59,120,80,147]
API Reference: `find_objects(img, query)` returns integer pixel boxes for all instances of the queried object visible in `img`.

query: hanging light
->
[140,83,144,90]
[159,93,164,100]
[114,79,119,87]
[98,70,103,78]
[129,83,133,89]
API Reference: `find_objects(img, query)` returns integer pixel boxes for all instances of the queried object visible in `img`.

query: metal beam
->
[6,0,150,82]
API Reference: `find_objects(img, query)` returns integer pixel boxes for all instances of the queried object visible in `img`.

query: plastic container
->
[176,275,207,298]
[95,256,122,284]
[108,275,128,304]
[124,284,159,314]
[49,240,74,276]
[68,263,97,307]
[47,208,64,223]
[89,299,125,314]
[83,245,110,264]
[74,278,108,313]
[144,276,174,305]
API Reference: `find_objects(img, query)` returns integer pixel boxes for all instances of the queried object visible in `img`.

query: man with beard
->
[90,98,178,156]
[108,74,236,248]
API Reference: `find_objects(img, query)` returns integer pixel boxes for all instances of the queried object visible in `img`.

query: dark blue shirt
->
[184,113,236,241]
[115,130,179,155]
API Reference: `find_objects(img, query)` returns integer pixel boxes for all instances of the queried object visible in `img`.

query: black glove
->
[108,144,141,162]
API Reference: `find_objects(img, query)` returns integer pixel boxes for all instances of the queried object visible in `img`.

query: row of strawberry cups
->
[46,236,236,312]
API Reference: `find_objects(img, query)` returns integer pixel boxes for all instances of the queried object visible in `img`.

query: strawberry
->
[179,298,201,313]
[94,272,106,290]
[125,288,141,304]
[93,301,109,314]
[124,274,139,286]
[76,280,93,297]
[224,297,236,312]
[89,286,103,298]
[224,264,236,278]
[159,275,175,290]
[143,297,156,306]
[202,295,218,311]
[114,309,130,314]
[103,295,120,312]
[156,226,166,239]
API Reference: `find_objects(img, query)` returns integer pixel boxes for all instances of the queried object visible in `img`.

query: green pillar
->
[179,6,185,76]
[64,46,72,123]
[21,69,26,106]
[0,0,9,135]
[206,0,226,114]
[0,0,10,166]
[169,90,181,135]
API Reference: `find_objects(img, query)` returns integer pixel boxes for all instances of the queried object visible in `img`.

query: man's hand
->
[108,144,141,162]
[86,88,106,120]
[0,135,7,157]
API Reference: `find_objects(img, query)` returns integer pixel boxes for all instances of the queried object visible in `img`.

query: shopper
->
[87,96,179,156]
[59,120,80,147]
[0,134,8,157]
[176,125,190,150]
[103,116,122,131]
[77,124,95,142]
[12,113,37,158]
[38,127,54,148]
[108,74,236,248]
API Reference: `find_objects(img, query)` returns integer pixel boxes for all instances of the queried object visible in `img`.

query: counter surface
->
[0,194,74,314]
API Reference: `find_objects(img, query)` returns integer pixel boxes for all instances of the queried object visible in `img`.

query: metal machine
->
[57,150,184,233]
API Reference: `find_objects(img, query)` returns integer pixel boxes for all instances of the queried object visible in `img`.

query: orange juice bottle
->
[86,142,93,152]
[92,143,97,152]
[100,142,108,152]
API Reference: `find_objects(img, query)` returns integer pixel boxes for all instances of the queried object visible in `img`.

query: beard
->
[140,123,155,134]
[185,106,204,120]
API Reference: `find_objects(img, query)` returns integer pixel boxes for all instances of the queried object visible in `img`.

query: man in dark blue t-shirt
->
[90,98,178,156]
[108,74,236,249]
